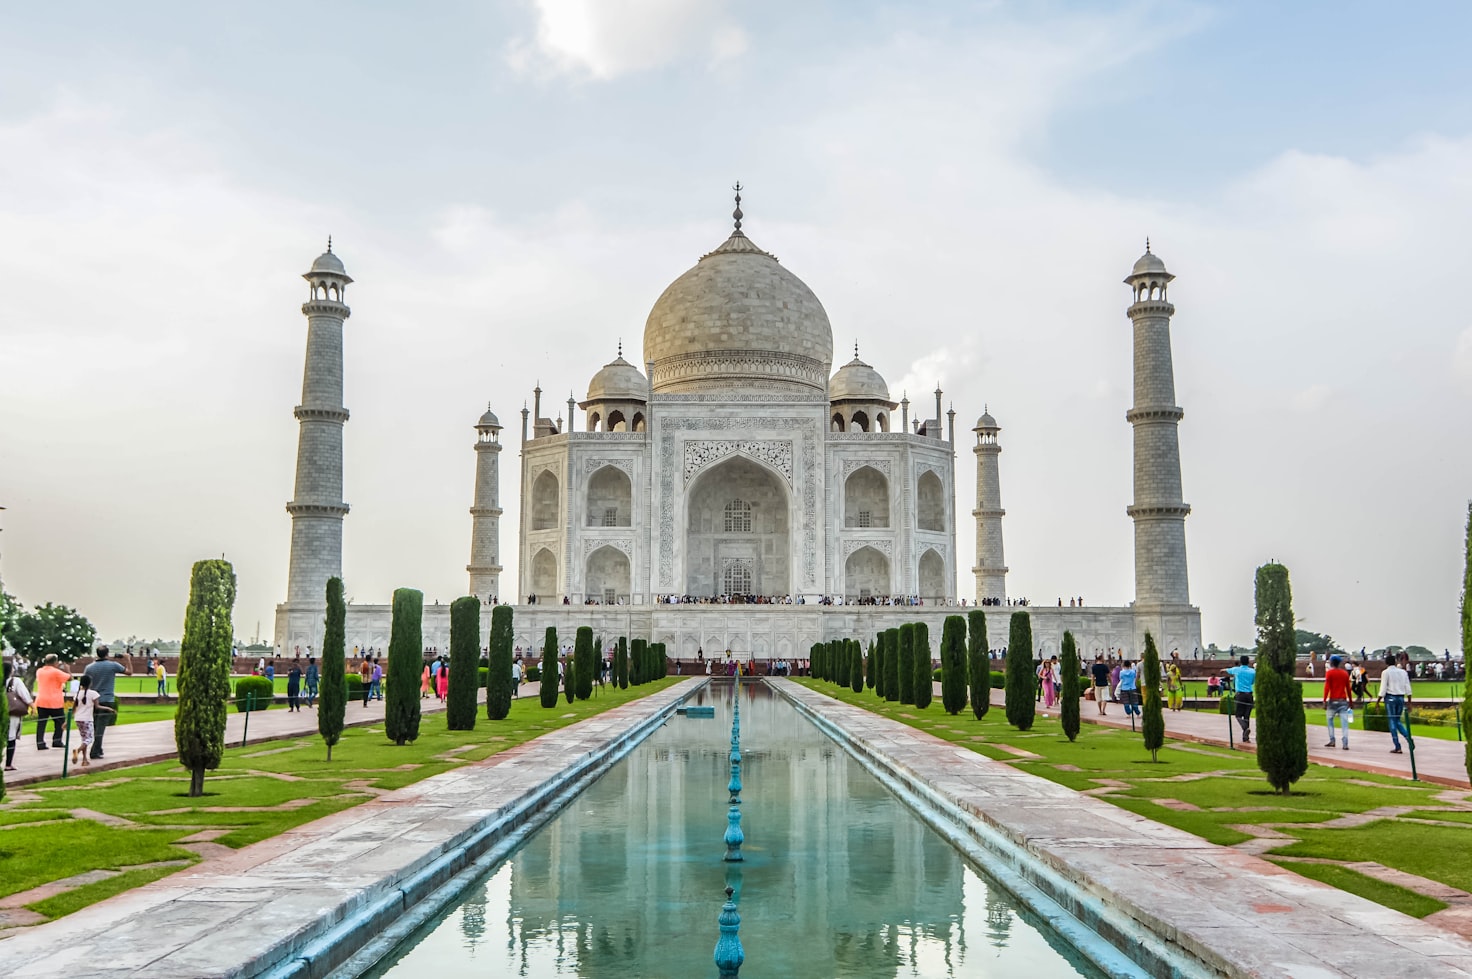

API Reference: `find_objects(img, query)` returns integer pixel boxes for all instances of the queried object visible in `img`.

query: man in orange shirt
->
[1322,654,1354,750]
[33,653,71,749]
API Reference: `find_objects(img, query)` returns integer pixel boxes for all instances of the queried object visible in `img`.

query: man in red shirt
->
[1322,654,1353,750]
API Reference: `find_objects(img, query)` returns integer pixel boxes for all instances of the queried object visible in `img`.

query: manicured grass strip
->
[0,824,195,900]
[26,863,187,920]
[0,677,681,922]
[1268,860,1448,918]
[1403,809,1472,826]
[0,809,73,827]
[1267,821,1472,894]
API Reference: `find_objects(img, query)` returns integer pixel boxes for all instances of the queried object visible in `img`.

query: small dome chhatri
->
[477,403,501,430]
[829,349,891,402]
[1127,238,1170,280]
[586,349,648,403]
[974,406,999,431]
[310,236,348,276]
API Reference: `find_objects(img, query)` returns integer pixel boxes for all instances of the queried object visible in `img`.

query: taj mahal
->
[274,192,1201,661]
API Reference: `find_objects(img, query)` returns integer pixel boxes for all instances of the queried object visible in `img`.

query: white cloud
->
[507,0,748,80]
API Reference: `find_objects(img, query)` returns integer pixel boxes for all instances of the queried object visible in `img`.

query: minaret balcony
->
[470,506,504,517]
[1125,503,1191,518]
[1124,406,1184,424]
[971,507,1005,518]
[286,501,350,517]
[302,299,351,317]
[294,405,351,423]
[1126,300,1174,317]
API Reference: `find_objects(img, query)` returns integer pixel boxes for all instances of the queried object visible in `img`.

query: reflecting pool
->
[367,682,1105,977]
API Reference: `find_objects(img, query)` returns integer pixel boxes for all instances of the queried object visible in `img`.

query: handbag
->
[6,677,30,717]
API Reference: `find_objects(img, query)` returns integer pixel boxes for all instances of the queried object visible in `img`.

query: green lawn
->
[0,678,680,923]
[797,679,1472,919]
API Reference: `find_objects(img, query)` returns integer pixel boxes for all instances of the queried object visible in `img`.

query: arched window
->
[724,499,752,533]
[607,410,626,432]
[917,470,945,532]
[632,412,645,432]
[831,413,845,432]
[851,410,869,433]
[722,558,753,595]
[531,470,560,530]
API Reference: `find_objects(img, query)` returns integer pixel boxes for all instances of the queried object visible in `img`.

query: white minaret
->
[284,241,351,611]
[1124,242,1191,606]
[971,408,1007,603]
[467,404,504,600]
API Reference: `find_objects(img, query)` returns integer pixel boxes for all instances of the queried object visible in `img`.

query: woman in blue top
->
[1117,660,1140,716]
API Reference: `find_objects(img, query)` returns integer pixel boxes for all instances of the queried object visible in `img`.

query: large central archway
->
[685,455,790,597]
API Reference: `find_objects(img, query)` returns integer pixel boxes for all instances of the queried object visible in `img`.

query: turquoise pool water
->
[367,682,1105,977]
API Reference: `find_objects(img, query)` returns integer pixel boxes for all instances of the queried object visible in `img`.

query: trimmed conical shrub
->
[175,559,236,796]
[1060,630,1080,741]
[967,609,989,720]
[913,622,932,709]
[385,588,423,745]
[615,636,628,689]
[486,604,513,720]
[319,577,347,758]
[898,624,916,705]
[540,627,560,707]
[574,626,595,700]
[940,615,967,715]
[1254,563,1307,793]
[446,596,480,730]
[1004,611,1035,731]
[1141,632,1164,761]
[883,628,900,702]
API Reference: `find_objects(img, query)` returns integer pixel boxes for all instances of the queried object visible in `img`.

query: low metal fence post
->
[61,707,73,778]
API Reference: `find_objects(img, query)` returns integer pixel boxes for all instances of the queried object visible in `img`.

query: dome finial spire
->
[1145,236,1151,253]
[618,338,623,358]
[327,235,333,253]
[732,181,743,233]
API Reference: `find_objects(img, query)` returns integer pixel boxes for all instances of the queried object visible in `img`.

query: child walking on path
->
[70,675,114,767]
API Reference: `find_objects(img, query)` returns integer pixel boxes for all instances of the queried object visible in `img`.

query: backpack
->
[7,676,30,717]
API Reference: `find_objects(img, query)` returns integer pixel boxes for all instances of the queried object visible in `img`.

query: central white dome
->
[642,229,833,398]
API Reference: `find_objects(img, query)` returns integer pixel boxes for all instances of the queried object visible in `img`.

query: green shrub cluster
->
[233,676,274,713]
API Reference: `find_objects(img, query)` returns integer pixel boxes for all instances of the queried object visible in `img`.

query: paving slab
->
[0,679,702,978]
[780,679,1472,979]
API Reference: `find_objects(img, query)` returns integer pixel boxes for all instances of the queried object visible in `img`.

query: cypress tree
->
[913,622,933,709]
[810,641,823,681]
[385,588,423,745]
[659,642,669,678]
[1254,563,1307,793]
[540,627,560,707]
[883,628,900,702]
[967,609,990,720]
[563,649,575,703]
[486,604,513,720]
[1141,632,1164,761]
[850,638,864,693]
[898,624,916,704]
[1461,503,1472,786]
[615,636,629,689]
[1005,611,1035,731]
[319,576,347,759]
[631,638,646,685]
[574,626,595,700]
[940,615,967,715]
[1060,630,1081,742]
[446,596,480,730]
[175,559,236,796]
[873,633,886,696]
[865,639,876,689]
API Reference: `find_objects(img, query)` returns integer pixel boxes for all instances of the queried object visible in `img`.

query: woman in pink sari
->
[1043,656,1060,708]
[436,663,449,702]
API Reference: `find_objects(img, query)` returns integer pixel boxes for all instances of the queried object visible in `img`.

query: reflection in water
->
[369,682,1103,978]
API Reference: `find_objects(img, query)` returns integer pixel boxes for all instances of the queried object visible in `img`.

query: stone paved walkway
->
[800,680,1472,979]
[0,678,700,978]
[986,686,1472,787]
[3,685,547,789]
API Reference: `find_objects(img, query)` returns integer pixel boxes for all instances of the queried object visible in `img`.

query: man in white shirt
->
[1376,655,1413,754]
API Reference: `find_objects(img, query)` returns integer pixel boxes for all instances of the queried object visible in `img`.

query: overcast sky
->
[2,1,1470,652]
